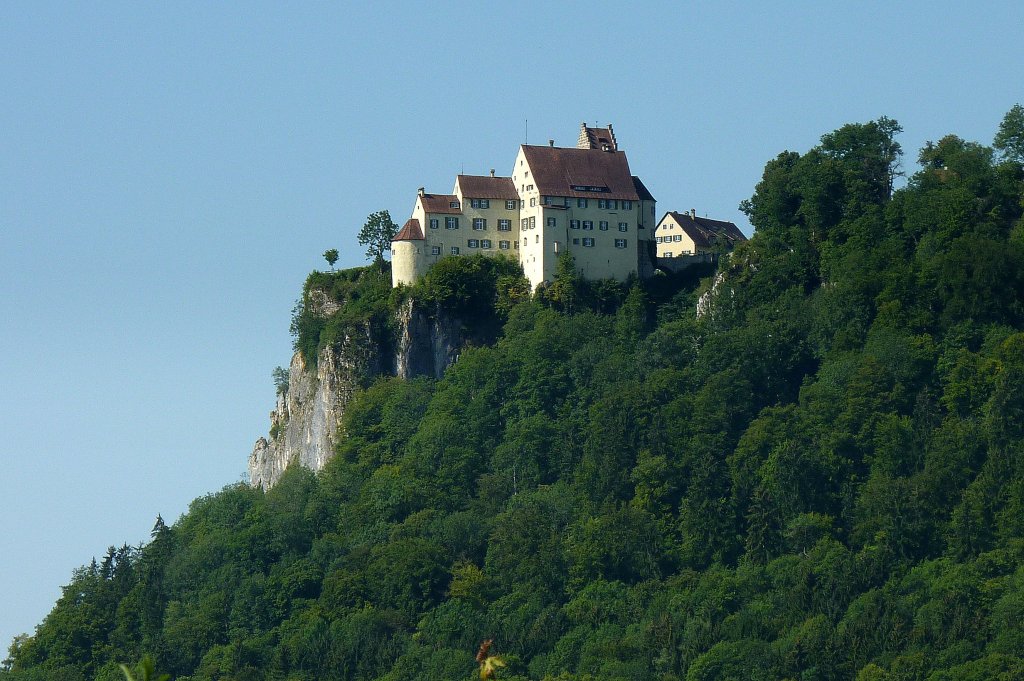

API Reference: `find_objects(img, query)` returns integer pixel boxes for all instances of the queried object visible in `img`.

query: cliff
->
[248,298,464,490]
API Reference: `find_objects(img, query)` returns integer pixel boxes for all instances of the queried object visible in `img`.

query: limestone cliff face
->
[248,298,464,490]
[394,298,463,379]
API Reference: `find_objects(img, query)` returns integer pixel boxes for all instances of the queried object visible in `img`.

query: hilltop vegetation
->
[4,110,1024,681]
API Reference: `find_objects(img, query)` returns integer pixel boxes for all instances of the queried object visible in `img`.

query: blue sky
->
[2,0,1022,652]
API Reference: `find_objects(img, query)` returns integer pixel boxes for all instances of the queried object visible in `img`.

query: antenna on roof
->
[525,119,528,145]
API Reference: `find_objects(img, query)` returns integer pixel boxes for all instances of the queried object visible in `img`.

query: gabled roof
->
[392,218,424,242]
[662,211,747,249]
[632,176,656,202]
[577,123,618,151]
[420,193,462,214]
[455,175,518,200]
[520,145,640,201]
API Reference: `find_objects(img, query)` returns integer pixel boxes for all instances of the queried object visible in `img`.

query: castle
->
[390,123,743,289]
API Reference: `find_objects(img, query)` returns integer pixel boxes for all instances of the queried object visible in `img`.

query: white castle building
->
[391,123,659,290]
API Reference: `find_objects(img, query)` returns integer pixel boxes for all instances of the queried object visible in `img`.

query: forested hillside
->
[5,110,1024,681]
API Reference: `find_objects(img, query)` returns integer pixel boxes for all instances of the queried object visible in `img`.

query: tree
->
[994,103,1024,164]
[358,210,399,266]
[476,640,506,680]
[323,248,339,271]
[119,655,169,681]
[271,366,290,396]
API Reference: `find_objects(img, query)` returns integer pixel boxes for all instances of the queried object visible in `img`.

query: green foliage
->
[358,210,399,265]
[289,264,394,366]
[994,103,1024,164]
[9,113,1024,681]
[412,253,529,320]
[272,365,289,396]
[323,248,339,271]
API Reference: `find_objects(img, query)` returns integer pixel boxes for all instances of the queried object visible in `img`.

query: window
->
[577,198,588,208]
[431,246,441,255]
[529,216,536,229]
[599,221,608,231]
[622,200,632,210]
[445,217,459,229]
[535,235,539,243]
[429,218,439,230]
[467,239,479,248]
[498,219,512,231]
[505,199,517,210]
[582,220,593,230]
[470,198,490,209]
[615,239,627,249]
[656,236,662,243]
[582,237,595,247]
[618,222,628,232]
[572,238,580,245]
[598,199,607,209]
[450,200,460,209]
[570,219,580,230]
[664,251,673,257]
[473,218,486,230]
[529,197,536,207]
[521,218,529,230]
[673,234,682,242]
[481,239,492,249]
[526,184,534,191]
[543,196,551,205]
[499,240,510,250]
[514,240,519,249]
[451,246,460,255]
[546,217,556,227]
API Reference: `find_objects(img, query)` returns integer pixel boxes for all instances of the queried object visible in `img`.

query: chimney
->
[418,187,425,197]
[690,208,696,219]
[489,168,495,177]
[548,139,554,147]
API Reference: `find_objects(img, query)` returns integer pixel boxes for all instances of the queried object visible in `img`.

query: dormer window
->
[450,200,460,209]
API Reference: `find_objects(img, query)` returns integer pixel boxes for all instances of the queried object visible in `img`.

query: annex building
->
[391,123,743,290]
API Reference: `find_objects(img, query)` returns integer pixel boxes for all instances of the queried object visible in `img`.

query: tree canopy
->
[358,210,399,266]
[5,109,1024,681]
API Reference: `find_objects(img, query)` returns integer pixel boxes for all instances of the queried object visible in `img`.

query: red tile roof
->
[632,176,656,202]
[420,193,462,214]
[392,218,424,241]
[521,145,640,200]
[663,211,747,249]
[456,175,518,200]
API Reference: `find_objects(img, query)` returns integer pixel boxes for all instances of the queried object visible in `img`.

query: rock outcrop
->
[248,298,466,490]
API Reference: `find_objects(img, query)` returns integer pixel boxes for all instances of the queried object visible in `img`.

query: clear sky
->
[1,0,1022,652]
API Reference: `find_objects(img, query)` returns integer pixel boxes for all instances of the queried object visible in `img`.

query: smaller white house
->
[654,210,746,258]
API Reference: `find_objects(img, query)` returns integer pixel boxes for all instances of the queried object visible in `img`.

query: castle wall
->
[391,240,424,286]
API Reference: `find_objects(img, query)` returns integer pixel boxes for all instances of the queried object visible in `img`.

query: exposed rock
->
[249,299,466,489]
[394,298,463,379]
[696,270,726,319]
